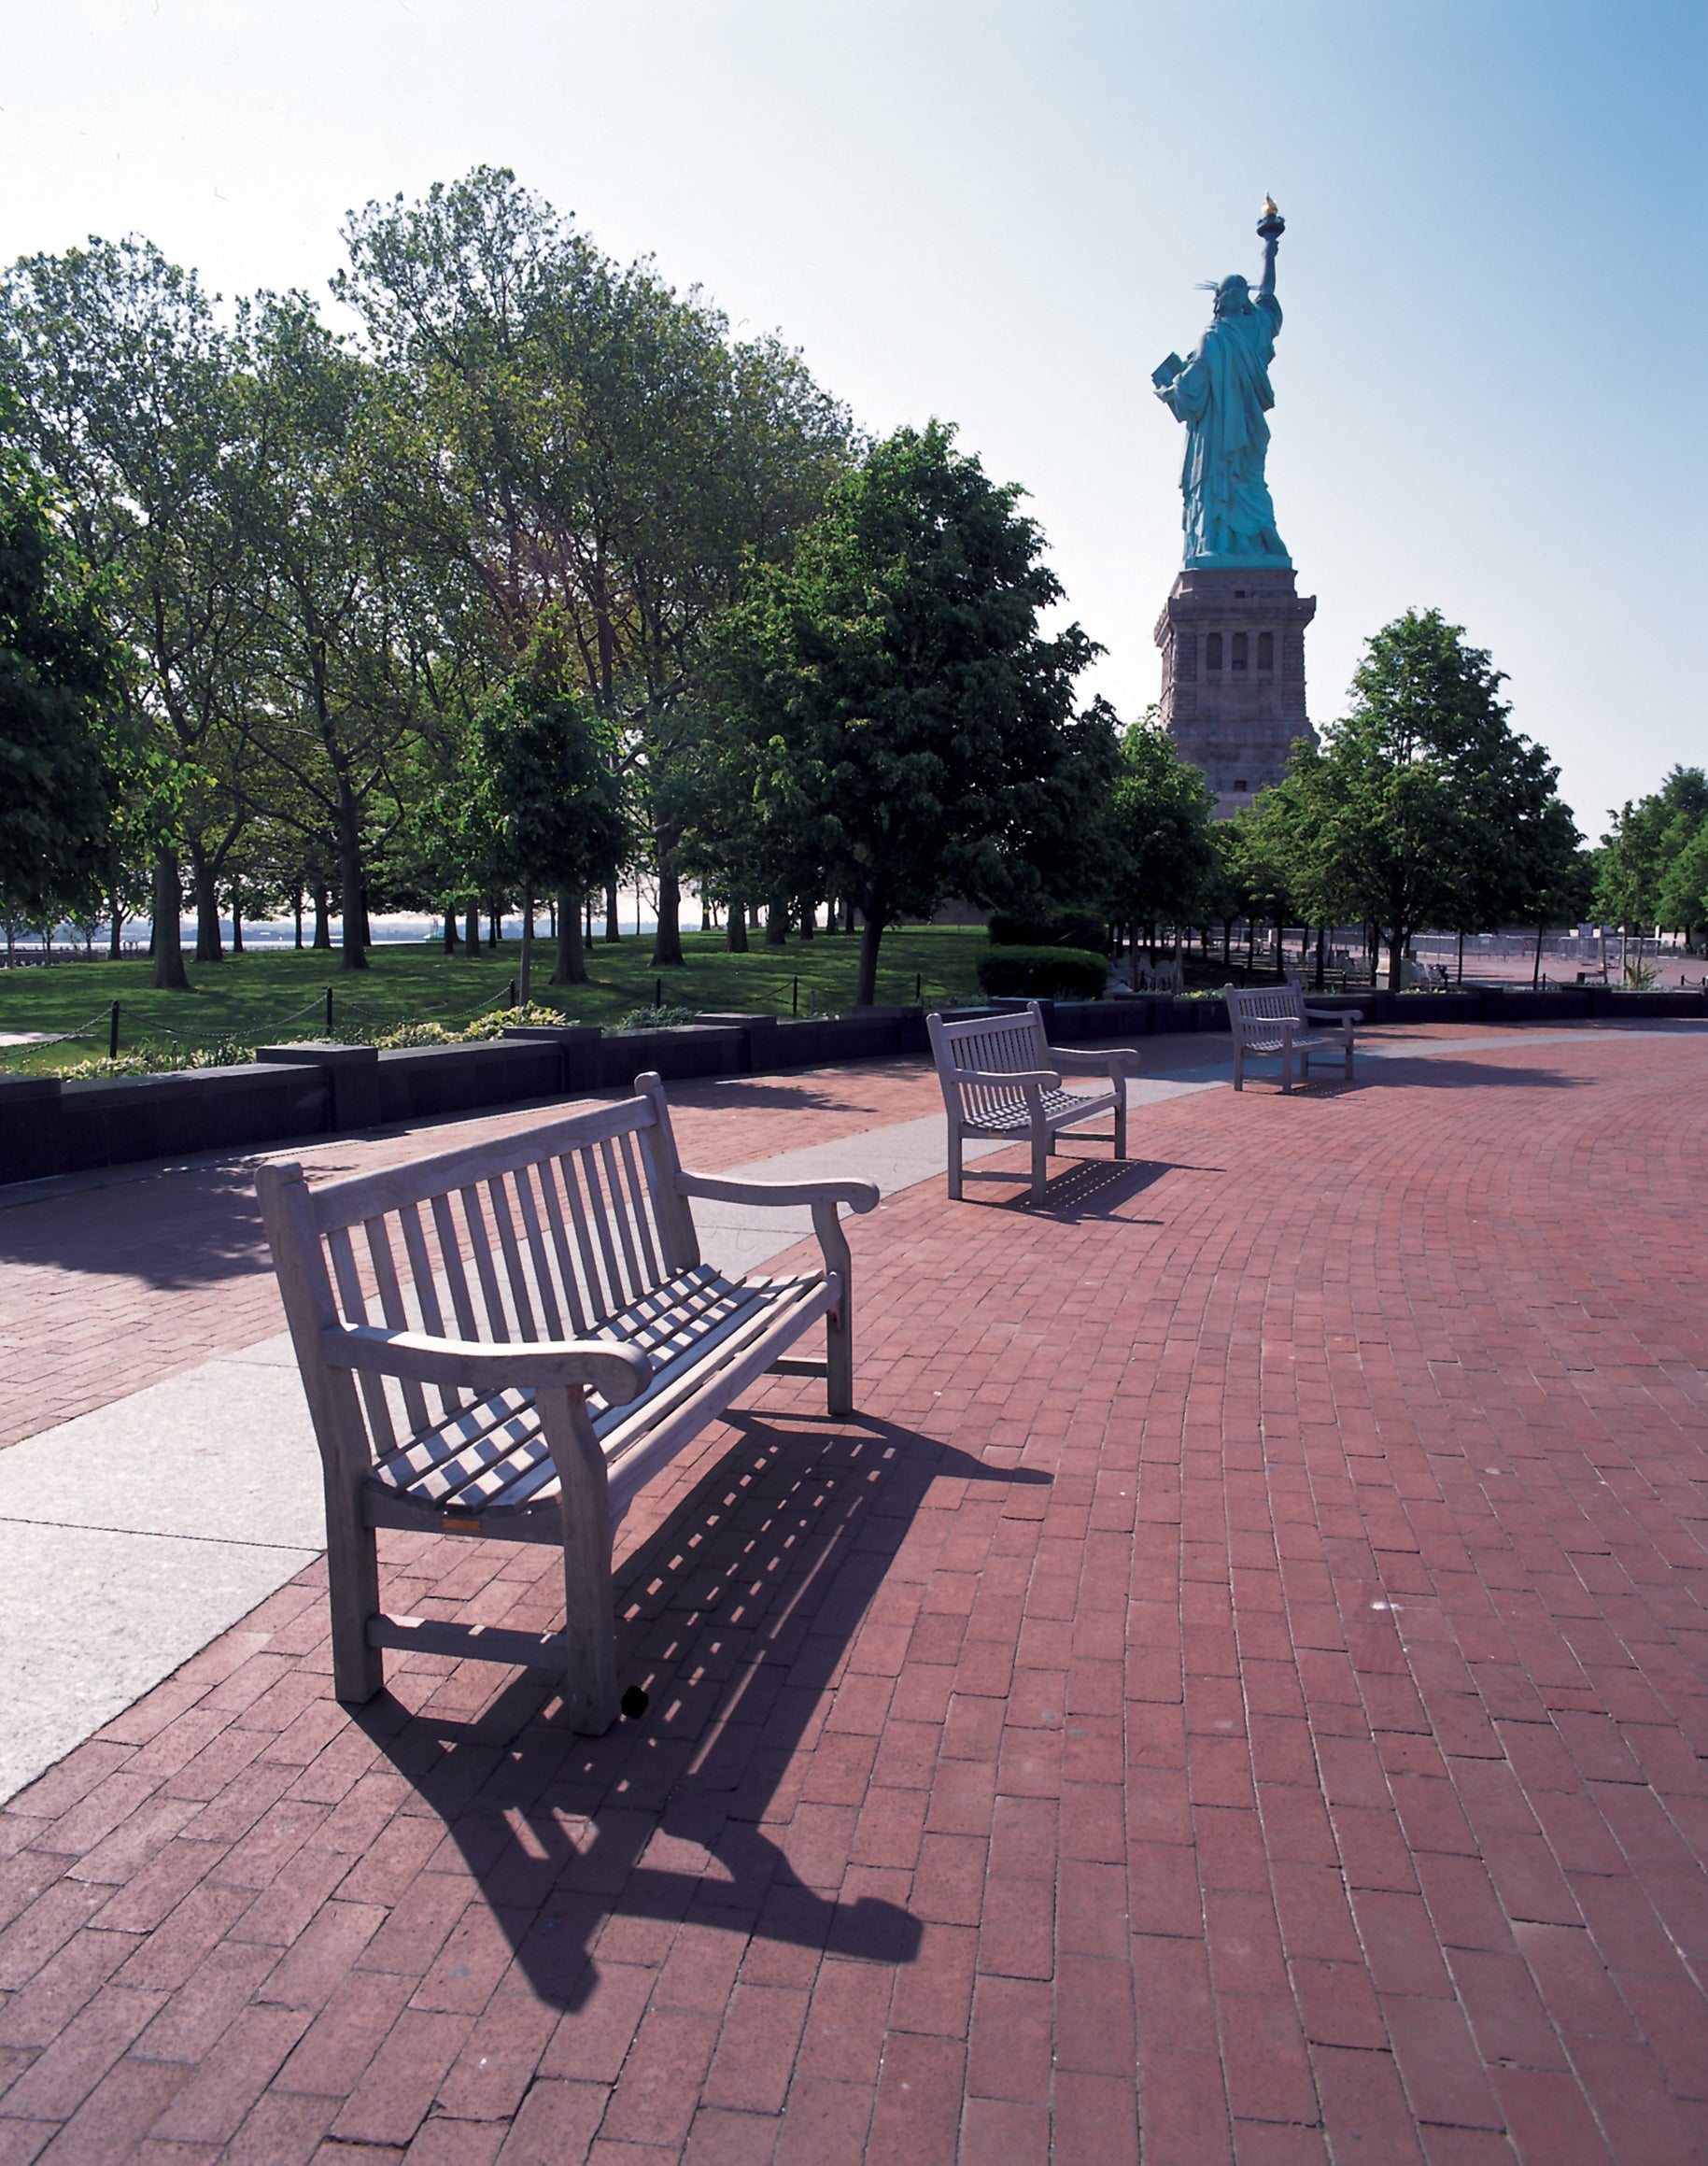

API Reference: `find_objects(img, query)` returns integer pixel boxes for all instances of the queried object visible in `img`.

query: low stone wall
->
[2,985,1701,1188]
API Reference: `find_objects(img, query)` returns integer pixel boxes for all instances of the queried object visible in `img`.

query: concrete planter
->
[59,1061,327,1173]
[376,1039,562,1123]
[501,1024,604,1093]
[597,1026,745,1088]
[257,1041,382,1129]
[0,1075,68,1184]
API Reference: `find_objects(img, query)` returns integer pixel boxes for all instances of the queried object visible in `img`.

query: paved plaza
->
[0,1023,1704,2162]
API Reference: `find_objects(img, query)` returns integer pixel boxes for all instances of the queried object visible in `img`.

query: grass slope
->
[0,926,992,1076]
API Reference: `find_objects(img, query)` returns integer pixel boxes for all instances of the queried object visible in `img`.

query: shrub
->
[974,946,1108,1000]
[613,1006,705,1031]
[988,909,1108,952]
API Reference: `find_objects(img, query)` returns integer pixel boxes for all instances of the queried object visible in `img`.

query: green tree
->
[0,238,261,989]
[237,294,433,971]
[0,455,120,921]
[462,625,631,994]
[715,422,1101,1006]
[335,169,852,970]
[1101,711,1217,962]
[1277,608,1577,990]
[1598,767,1708,944]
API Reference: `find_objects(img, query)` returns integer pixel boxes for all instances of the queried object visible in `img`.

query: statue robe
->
[1158,292,1291,569]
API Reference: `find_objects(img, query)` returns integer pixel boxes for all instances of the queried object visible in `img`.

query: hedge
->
[974,946,1109,1000]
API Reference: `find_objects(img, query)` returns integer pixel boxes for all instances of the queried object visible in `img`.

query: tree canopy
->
[714,421,1108,1004]
[1266,608,1584,988]
[0,454,120,924]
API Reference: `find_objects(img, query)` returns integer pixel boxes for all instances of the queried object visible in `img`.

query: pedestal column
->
[1155,565,1317,817]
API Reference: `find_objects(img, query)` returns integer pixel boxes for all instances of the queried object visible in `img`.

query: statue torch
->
[1257,194,1285,287]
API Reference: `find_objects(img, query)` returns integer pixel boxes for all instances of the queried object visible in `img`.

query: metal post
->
[654,977,662,1011]
[324,985,333,1034]
[108,1001,120,1059]
[507,976,517,1010]
[793,976,798,1014]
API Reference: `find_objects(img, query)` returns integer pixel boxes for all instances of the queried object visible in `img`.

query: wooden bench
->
[1224,982,1361,1092]
[255,1072,879,1732]
[926,1000,1140,1203]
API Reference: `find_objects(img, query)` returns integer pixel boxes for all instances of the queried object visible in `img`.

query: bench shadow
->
[1352,1059,1595,1091]
[958,1154,1197,1220]
[353,1409,1048,2009]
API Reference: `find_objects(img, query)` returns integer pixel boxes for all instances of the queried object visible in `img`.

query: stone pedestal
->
[1154,565,1317,817]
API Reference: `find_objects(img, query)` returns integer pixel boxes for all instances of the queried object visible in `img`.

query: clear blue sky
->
[4,0,1701,840]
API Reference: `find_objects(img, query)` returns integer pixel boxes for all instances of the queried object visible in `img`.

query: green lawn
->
[0,926,993,1075]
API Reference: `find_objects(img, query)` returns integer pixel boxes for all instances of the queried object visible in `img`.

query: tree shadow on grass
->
[354,1409,1048,2009]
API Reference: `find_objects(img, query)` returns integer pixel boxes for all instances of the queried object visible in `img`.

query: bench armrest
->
[321,1324,652,1404]
[675,1170,881,1213]
[951,1067,1061,1089]
[1303,1006,1361,1025]
[1047,1044,1140,1075]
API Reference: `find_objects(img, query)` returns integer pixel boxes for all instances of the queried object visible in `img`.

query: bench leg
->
[325,1473,384,1706]
[1031,1122,1049,1203]
[947,1119,964,1202]
[543,1387,619,1734]
[1113,1095,1128,1162]
[1233,1046,1244,1091]
[826,1295,854,1419]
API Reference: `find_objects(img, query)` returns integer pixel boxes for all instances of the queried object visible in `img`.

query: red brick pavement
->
[0,1022,1602,1450]
[0,1061,946,1450]
[2,1028,1705,2161]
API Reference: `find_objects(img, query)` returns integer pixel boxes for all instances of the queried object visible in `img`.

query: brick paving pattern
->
[0,1060,947,1450]
[0,1027,1704,2159]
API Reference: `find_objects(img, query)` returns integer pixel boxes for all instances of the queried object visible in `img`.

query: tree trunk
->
[231,891,245,954]
[150,849,190,990]
[1387,927,1405,993]
[487,900,500,950]
[1314,924,1326,989]
[443,902,458,954]
[292,885,304,950]
[337,791,369,971]
[464,903,479,951]
[190,842,222,963]
[519,888,533,1005]
[604,883,620,941]
[652,859,685,967]
[1456,929,1464,984]
[553,889,587,984]
[1532,921,1545,989]
[854,905,883,1007]
[726,898,749,954]
[1222,920,1233,970]
[797,899,815,942]
[107,892,126,961]
[312,882,332,949]
[765,899,789,947]
[700,890,713,932]
[1275,919,1286,982]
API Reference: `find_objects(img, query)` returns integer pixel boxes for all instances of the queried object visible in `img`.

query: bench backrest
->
[255,1080,698,1456]
[1225,982,1308,1048]
[926,1005,1050,1124]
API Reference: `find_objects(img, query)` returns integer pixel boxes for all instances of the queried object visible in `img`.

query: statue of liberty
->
[1153,200,1292,569]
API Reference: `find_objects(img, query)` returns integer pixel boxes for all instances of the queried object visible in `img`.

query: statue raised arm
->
[1153,199,1292,569]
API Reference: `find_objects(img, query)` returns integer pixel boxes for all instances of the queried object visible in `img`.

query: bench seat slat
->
[361,1267,820,1526]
